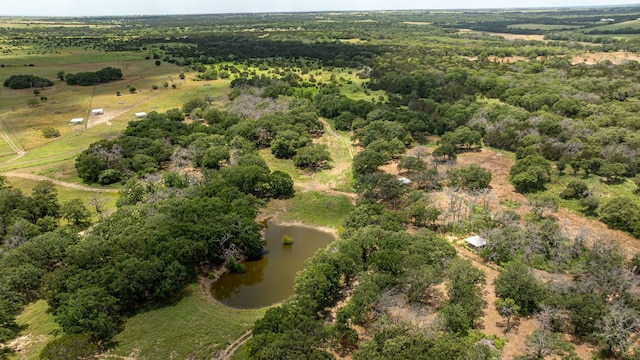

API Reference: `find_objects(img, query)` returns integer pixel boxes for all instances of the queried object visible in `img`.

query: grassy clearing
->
[106,284,264,360]
[541,170,639,217]
[10,300,61,360]
[260,116,355,194]
[231,343,251,360]
[6,176,118,216]
[279,191,354,229]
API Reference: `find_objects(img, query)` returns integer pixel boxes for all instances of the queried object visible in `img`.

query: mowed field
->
[0,47,231,183]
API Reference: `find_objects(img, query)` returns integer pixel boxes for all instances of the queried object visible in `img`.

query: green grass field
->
[10,286,265,360]
[278,191,354,229]
[105,285,265,360]
[10,301,61,360]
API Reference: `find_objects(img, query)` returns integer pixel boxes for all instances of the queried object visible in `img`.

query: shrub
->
[98,169,122,185]
[599,197,640,234]
[41,127,60,138]
[226,256,246,273]
[560,180,589,200]
[40,334,97,360]
[447,164,492,191]
[282,235,294,245]
[579,196,599,214]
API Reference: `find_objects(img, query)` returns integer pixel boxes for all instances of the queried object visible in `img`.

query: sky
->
[2,0,640,17]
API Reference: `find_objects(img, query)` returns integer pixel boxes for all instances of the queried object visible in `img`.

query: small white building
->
[398,177,412,185]
[70,118,84,125]
[464,235,487,249]
[135,112,147,119]
[91,108,104,115]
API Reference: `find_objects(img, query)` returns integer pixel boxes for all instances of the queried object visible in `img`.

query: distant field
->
[458,29,546,41]
[0,19,115,29]
[588,19,640,31]
[508,23,583,30]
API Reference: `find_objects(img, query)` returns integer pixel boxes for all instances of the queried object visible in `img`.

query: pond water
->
[211,222,336,309]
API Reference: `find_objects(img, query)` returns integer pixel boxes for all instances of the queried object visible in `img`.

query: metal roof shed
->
[464,235,487,249]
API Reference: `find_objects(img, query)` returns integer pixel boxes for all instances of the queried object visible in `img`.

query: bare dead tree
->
[522,307,568,360]
[598,301,640,357]
[89,193,107,214]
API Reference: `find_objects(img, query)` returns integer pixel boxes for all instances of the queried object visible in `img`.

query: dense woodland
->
[3,5,640,359]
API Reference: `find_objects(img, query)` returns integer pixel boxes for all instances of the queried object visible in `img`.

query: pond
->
[211,222,336,309]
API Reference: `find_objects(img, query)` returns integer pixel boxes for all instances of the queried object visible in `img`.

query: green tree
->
[445,258,486,326]
[268,170,295,199]
[398,156,426,175]
[494,261,545,315]
[201,145,230,169]
[61,199,91,227]
[439,303,471,335]
[495,298,520,332]
[447,164,492,191]
[599,197,640,234]
[353,149,386,176]
[116,179,145,207]
[599,162,628,183]
[432,143,457,163]
[271,138,296,159]
[55,286,122,342]
[439,126,482,150]
[559,180,588,200]
[563,292,607,337]
[293,144,331,170]
[27,98,39,107]
[510,155,552,193]
[580,196,600,215]
[29,181,60,221]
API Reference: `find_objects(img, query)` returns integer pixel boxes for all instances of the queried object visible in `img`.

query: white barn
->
[91,108,104,115]
[70,118,84,125]
[135,112,147,119]
[464,235,487,249]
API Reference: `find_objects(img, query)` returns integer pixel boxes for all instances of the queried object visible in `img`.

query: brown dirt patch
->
[570,51,640,65]
[452,147,640,257]
[456,246,538,359]
[488,55,533,63]
[459,29,546,41]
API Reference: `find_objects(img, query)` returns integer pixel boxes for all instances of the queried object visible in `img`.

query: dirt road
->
[2,172,118,193]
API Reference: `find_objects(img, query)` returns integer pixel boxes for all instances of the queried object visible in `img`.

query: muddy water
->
[211,222,336,309]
